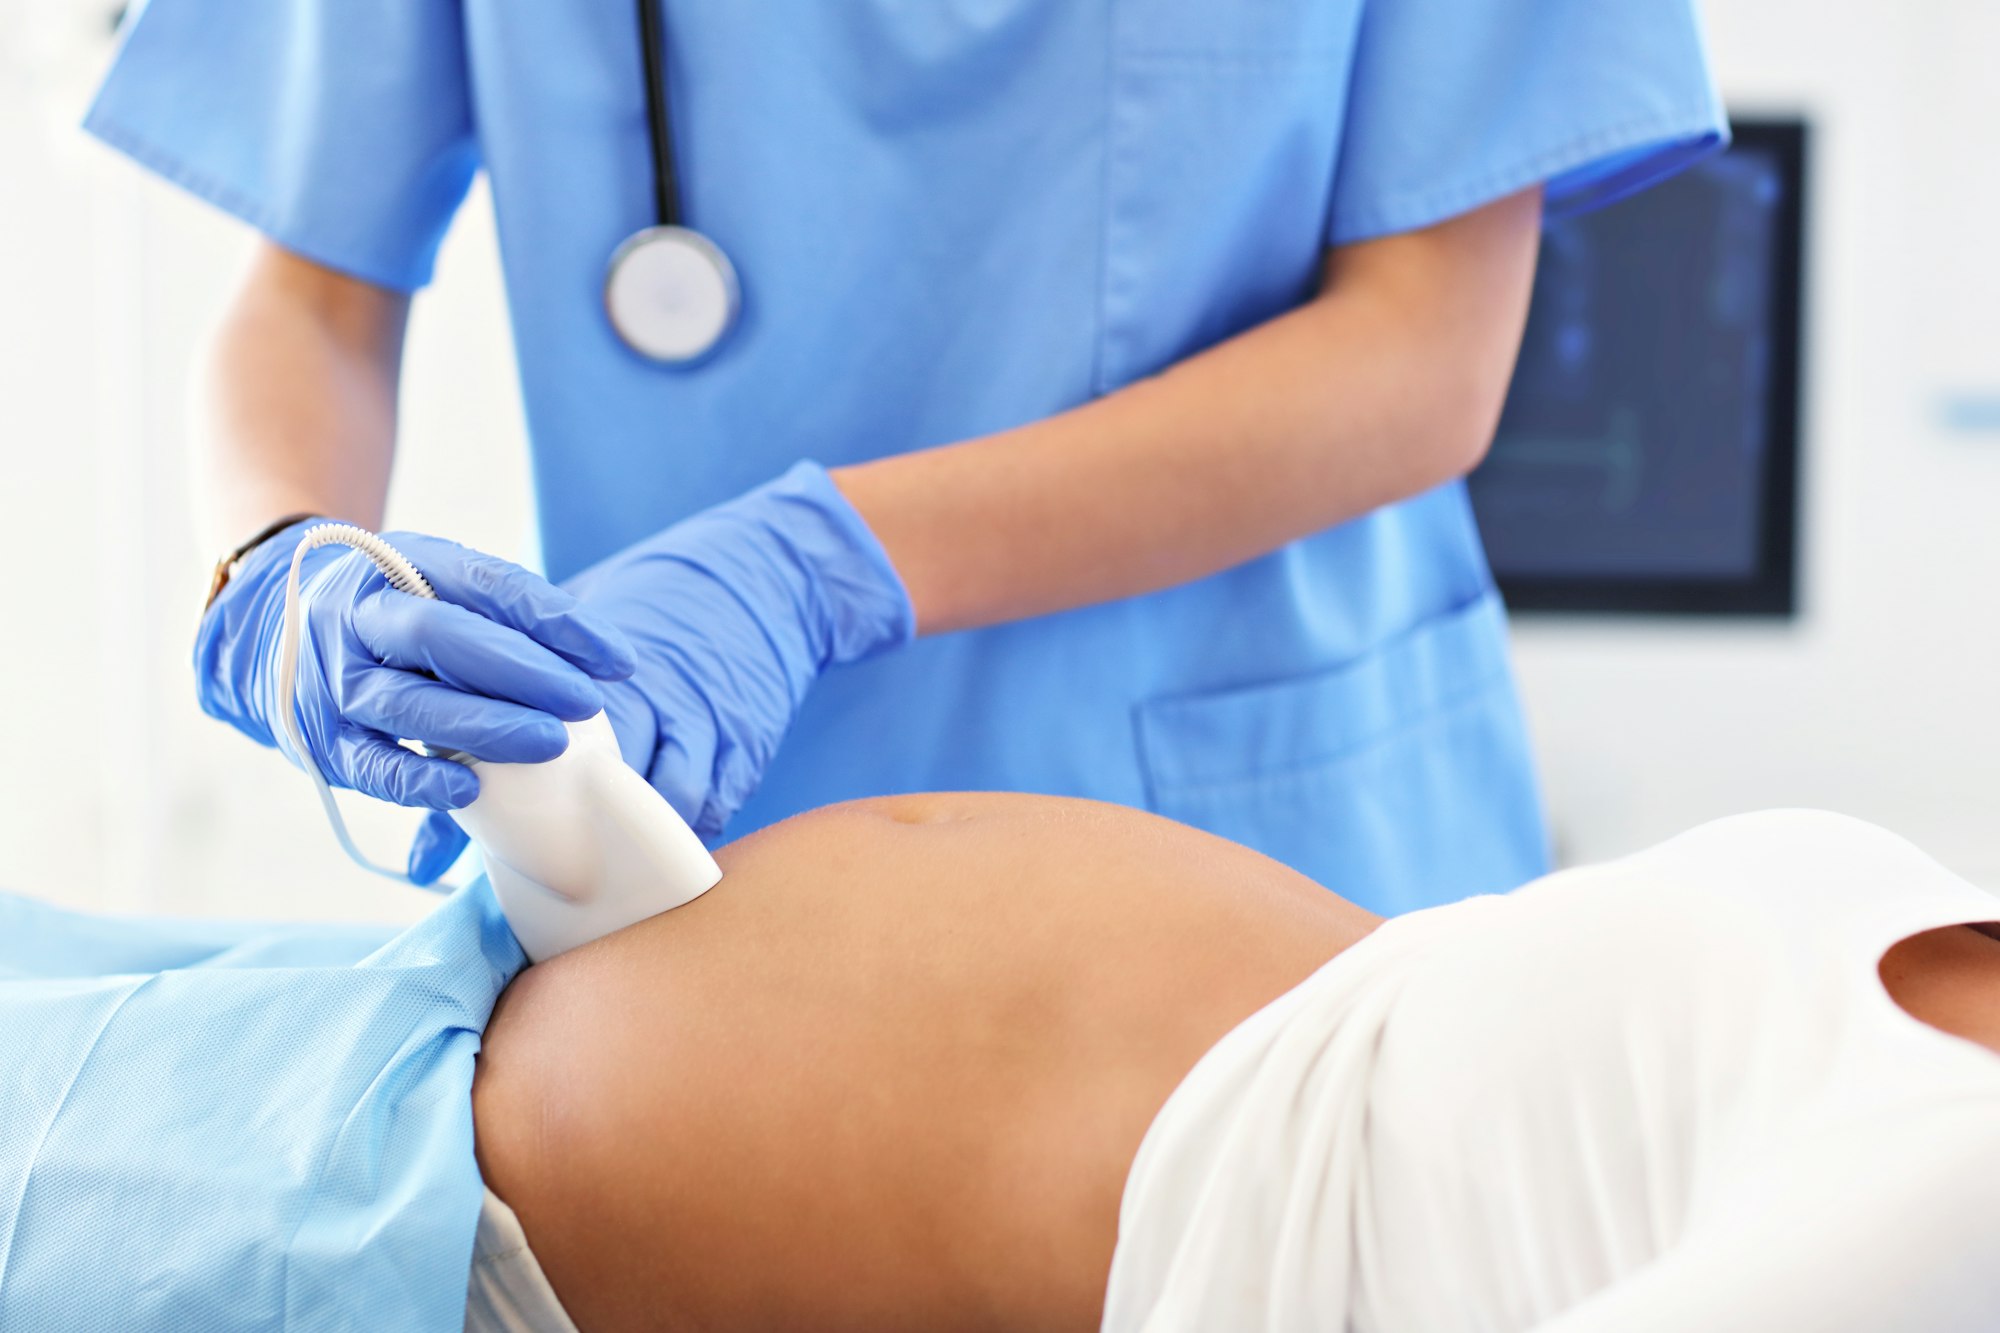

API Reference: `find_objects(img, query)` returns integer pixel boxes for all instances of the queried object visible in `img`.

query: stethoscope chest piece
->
[605,224,740,364]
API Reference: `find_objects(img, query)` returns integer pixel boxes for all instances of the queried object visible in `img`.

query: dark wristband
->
[204,512,319,613]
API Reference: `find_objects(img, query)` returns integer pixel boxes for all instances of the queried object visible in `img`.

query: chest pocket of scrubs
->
[1096,0,1363,393]
[1134,594,1550,914]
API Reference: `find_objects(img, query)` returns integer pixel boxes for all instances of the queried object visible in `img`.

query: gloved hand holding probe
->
[196,524,638,812]
[408,463,915,884]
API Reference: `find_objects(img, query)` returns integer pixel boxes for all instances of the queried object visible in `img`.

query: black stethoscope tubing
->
[603,0,740,363]
[636,0,681,228]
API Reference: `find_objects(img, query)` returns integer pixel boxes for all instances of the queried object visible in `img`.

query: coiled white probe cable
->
[276,523,440,884]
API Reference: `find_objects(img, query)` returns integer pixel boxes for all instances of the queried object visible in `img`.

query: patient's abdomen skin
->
[472,793,1377,1332]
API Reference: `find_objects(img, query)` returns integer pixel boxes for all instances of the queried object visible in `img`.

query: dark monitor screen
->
[1467,119,1806,616]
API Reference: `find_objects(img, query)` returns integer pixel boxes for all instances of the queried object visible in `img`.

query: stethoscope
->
[603,0,740,364]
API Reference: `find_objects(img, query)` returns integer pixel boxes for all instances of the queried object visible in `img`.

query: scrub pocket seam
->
[1132,589,1516,803]
[1129,591,1546,906]
[1136,660,1510,805]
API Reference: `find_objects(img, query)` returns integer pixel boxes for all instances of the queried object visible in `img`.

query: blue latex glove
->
[408,463,914,883]
[197,524,638,812]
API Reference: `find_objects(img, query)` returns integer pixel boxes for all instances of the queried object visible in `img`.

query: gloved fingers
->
[408,811,470,887]
[646,716,722,836]
[706,735,769,842]
[598,680,662,776]
[383,533,639,682]
[352,593,607,722]
[330,730,481,811]
[345,672,571,765]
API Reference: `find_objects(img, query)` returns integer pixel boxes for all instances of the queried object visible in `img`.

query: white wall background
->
[1516,0,2000,886]
[0,0,1995,925]
[2,0,532,925]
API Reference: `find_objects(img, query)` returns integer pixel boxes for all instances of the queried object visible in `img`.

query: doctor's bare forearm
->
[834,187,1543,637]
[194,242,409,550]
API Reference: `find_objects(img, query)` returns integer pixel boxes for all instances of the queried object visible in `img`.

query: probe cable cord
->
[276,523,445,885]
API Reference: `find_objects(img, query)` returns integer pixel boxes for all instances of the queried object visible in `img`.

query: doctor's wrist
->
[192,514,325,750]
[767,461,916,665]
[203,512,320,615]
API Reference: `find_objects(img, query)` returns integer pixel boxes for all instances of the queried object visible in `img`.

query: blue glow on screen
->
[1468,144,1786,581]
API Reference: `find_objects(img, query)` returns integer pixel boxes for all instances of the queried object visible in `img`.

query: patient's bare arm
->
[472,793,1376,1332]
[1880,924,2000,1059]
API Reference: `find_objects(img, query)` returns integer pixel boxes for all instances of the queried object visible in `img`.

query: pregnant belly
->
[472,792,1375,1332]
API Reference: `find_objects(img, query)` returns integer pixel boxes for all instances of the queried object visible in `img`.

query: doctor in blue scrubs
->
[89,0,1725,914]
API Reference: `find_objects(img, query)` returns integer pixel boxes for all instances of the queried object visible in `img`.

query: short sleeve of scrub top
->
[82,0,479,291]
[1328,0,1726,243]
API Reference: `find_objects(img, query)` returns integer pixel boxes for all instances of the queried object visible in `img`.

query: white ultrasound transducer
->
[606,0,739,364]
[277,524,724,965]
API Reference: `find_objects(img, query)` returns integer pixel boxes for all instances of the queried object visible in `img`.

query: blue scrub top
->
[88,0,1726,913]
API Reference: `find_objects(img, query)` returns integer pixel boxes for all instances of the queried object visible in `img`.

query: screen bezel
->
[1485,117,1808,619]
